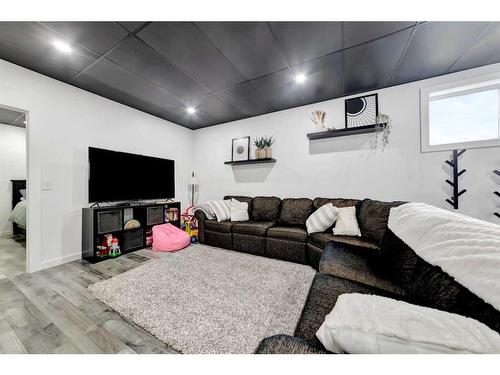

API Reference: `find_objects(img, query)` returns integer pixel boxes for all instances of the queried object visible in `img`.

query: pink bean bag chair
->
[152,223,191,252]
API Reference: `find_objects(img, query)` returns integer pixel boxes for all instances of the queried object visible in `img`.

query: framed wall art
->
[231,136,250,162]
[345,93,378,128]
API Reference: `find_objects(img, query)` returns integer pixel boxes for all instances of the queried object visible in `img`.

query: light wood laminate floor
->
[0,236,178,354]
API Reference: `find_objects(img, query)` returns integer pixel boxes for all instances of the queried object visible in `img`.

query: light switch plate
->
[41,180,52,191]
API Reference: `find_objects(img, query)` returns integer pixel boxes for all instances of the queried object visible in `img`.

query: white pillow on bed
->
[316,293,500,354]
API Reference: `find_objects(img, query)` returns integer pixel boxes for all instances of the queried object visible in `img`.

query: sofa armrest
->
[319,241,405,296]
[194,209,207,244]
[254,334,329,354]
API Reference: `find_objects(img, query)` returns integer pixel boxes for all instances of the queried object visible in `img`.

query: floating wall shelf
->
[224,158,276,166]
[306,124,386,140]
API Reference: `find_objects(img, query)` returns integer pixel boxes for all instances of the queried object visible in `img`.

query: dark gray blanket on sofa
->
[380,229,500,334]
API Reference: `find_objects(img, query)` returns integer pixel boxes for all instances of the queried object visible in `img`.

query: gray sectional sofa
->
[195,195,400,269]
[256,228,500,353]
[195,196,500,353]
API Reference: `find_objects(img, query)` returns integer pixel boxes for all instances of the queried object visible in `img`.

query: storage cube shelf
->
[82,202,181,263]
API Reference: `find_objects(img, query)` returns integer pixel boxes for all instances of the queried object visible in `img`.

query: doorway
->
[0,105,28,276]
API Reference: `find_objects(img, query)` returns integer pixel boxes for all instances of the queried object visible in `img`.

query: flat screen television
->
[88,147,175,203]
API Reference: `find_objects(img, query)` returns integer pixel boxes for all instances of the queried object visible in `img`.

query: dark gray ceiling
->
[0,21,499,129]
[0,107,26,128]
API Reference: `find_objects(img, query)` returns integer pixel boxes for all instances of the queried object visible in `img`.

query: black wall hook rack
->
[445,149,467,210]
[494,170,500,219]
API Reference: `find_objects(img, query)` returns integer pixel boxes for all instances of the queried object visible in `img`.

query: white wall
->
[193,63,500,224]
[2,56,500,273]
[0,123,26,235]
[0,59,194,272]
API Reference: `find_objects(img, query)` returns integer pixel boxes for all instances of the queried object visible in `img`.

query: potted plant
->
[253,137,267,159]
[263,135,274,158]
[375,114,392,150]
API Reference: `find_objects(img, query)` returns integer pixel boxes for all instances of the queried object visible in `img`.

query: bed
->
[9,179,26,235]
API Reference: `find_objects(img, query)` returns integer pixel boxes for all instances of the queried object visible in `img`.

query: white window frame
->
[420,72,500,152]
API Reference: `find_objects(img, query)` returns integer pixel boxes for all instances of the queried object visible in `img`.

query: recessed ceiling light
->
[186,107,196,114]
[295,73,306,84]
[52,40,72,53]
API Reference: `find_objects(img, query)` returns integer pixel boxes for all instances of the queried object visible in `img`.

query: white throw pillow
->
[306,203,339,234]
[316,293,500,354]
[332,206,361,236]
[206,200,232,222]
[230,199,249,222]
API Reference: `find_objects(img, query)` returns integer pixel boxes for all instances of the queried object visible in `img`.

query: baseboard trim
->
[40,252,82,270]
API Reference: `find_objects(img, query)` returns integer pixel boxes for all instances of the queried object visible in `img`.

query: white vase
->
[265,147,272,158]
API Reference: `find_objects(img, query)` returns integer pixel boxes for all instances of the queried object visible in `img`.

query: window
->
[420,74,500,152]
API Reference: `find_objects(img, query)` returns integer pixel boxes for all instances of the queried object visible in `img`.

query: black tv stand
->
[113,202,132,207]
[82,201,181,263]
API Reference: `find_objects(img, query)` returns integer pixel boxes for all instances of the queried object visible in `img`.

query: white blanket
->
[388,202,500,312]
[9,200,26,228]
[316,293,500,354]
[193,203,215,220]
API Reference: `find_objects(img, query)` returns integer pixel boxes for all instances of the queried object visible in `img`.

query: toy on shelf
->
[96,238,109,257]
[165,207,179,222]
[145,228,153,246]
[109,237,121,257]
[124,219,141,230]
[96,234,114,257]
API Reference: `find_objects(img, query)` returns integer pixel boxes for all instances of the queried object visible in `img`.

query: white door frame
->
[0,103,31,273]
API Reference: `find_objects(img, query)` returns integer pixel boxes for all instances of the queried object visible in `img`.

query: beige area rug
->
[89,244,316,354]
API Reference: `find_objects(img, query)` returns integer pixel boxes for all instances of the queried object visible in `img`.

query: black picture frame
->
[231,136,250,162]
[345,93,379,128]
